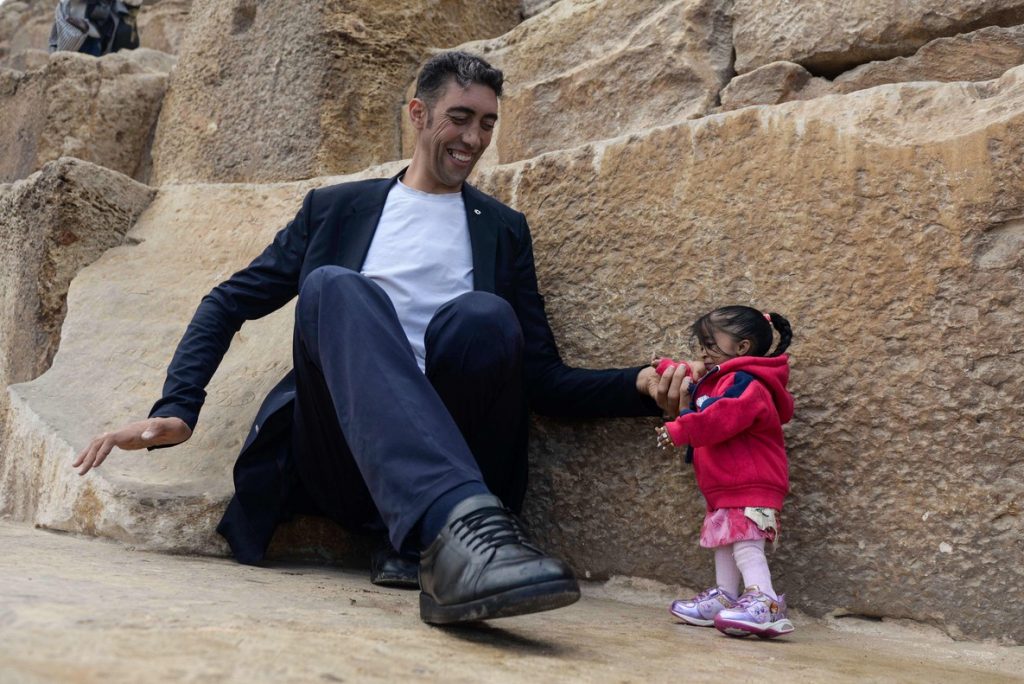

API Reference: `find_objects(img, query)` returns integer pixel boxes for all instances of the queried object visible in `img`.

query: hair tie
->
[763,312,772,323]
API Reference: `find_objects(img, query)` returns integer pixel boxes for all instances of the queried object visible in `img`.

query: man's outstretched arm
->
[74,189,315,474]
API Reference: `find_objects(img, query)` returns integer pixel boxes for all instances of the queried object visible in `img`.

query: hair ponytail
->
[766,312,792,356]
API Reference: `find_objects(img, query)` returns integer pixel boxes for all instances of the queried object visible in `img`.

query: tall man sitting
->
[74,51,678,624]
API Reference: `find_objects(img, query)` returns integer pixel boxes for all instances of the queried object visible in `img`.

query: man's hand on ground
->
[73,417,192,476]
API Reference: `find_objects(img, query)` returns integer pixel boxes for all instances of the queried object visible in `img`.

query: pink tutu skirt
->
[699,507,780,548]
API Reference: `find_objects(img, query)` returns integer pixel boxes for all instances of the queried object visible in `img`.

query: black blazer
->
[150,172,657,563]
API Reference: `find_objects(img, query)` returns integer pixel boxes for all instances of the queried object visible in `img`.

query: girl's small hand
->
[655,425,673,450]
[686,360,708,379]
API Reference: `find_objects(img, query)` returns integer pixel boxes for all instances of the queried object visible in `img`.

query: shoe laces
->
[451,506,539,554]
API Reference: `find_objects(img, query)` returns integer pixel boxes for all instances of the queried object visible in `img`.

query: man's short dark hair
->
[414,51,504,107]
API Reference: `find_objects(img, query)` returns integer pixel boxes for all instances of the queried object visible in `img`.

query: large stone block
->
[136,0,194,55]
[0,49,174,183]
[733,0,1024,76]
[832,23,1024,93]
[150,0,521,185]
[471,69,1024,644]
[722,24,1024,111]
[0,0,52,65]
[0,158,155,389]
[450,0,734,164]
[0,162,402,556]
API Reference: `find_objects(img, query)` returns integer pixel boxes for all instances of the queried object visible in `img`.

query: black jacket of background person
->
[148,171,659,564]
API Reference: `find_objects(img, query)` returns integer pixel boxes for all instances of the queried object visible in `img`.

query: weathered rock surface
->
[4,521,1023,683]
[719,60,821,110]
[0,0,52,65]
[474,69,1024,644]
[722,24,1024,111]
[0,48,174,183]
[6,67,1024,643]
[135,0,193,55]
[4,46,48,71]
[0,158,155,389]
[733,0,1024,76]
[448,0,734,164]
[522,0,562,18]
[151,1,522,185]
[832,23,1024,93]
[0,162,402,556]
[6,0,1024,649]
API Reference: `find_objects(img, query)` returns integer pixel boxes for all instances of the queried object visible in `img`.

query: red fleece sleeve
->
[663,375,768,448]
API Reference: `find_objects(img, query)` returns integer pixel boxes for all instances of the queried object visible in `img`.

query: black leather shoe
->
[418,494,580,624]
[370,543,420,589]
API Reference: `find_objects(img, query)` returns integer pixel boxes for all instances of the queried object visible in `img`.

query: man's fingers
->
[77,439,100,475]
[91,436,116,469]
[656,364,675,402]
[72,442,91,468]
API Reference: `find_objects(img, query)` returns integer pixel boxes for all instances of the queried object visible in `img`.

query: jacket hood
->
[714,354,793,423]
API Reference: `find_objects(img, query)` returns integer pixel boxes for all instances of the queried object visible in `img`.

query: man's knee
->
[426,292,523,372]
[299,266,364,302]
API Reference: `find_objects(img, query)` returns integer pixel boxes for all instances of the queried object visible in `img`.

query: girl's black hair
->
[691,305,792,358]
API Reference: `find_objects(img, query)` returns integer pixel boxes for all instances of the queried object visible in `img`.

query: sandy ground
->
[1,520,1021,683]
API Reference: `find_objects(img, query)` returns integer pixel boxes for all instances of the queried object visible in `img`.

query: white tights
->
[714,539,776,598]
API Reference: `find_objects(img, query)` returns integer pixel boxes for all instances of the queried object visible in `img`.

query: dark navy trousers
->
[290,266,526,550]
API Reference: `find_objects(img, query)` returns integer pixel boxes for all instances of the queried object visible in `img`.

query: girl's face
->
[697,328,751,366]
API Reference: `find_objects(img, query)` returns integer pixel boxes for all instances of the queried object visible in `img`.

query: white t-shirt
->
[360,179,474,371]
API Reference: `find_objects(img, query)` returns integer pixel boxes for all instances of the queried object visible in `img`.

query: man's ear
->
[409,98,428,130]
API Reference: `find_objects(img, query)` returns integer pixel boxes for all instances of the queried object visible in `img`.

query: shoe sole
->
[370,574,420,589]
[668,605,715,627]
[419,579,580,624]
[715,616,795,639]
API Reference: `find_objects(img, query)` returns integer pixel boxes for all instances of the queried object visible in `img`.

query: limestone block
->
[0,0,51,63]
[0,49,174,183]
[733,0,1024,76]
[136,0,193,55]
[722,24,1024,112]
[452,0,733,164]
[150,0,521,185]
[522,0,561,18]
[4,47,47,71]
[719,60,820,110]
[0,161,403,556]
[0,158,155,389]
[833,24,1024,94]
[473,69,1024,644]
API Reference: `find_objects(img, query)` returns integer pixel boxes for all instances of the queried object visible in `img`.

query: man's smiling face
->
[407,78,498,194]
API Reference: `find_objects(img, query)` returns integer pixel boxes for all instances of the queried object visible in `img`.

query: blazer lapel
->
[335,175,398,271]
[463,185,497,293]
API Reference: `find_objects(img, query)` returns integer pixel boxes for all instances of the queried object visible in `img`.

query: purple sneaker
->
[713,586,795,638]
[669,587,738,627]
